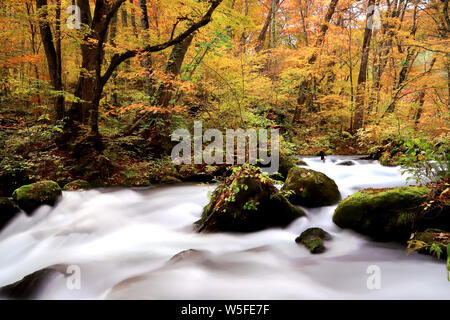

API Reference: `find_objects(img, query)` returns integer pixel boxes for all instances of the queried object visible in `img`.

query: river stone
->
[281,167,341,207]
[197,166,305,233]
[0,197,20,230]
[336,160,355,166]
[333,186,450,241]
[12,181,62,215]
[63,180,91,191]
[0,265,66,299]
[295,228,332,254]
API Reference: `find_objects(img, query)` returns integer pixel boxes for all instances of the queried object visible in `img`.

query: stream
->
[0,156,448,299]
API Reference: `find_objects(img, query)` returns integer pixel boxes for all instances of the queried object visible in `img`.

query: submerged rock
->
[12,181,62,215]
[197,166,305,233]
[336,160,355,166]
[167,249,209,265]
[281,167,341,207]
[333,186,450,241]
[63,180,91,191]
[0,197,20,230]
[295,228,332,254]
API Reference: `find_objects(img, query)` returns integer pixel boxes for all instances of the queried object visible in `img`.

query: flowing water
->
[0,156,448,299]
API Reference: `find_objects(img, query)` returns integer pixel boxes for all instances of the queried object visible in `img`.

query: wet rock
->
[63,180,91,191]
[336,161,355,166]
[295,228,332,254]
[197,165,305,233]
[12,181,62,215]
[0,265,66,299]
[282,167,341,207]
[0,197,20,230]
[333,186,450,241]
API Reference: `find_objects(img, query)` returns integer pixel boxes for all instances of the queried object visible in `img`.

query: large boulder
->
[333,186,450,241]
[295,227,332,254]
[0,197,20,230]
[63,180,91,191]
[12,181,62,215]
[196,165,305,233]
[281,167,341,207]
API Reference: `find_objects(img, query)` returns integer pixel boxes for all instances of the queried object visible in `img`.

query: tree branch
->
[100,0,223,90]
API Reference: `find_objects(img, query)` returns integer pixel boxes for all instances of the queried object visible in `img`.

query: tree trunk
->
[36,0,64,120]
[299,0,309,46]
[62,0,222,142]
[295,0,339,115]
[352,0,375,131]
[255,1,279,52]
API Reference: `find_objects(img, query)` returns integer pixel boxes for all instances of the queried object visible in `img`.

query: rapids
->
[0,156,448,299]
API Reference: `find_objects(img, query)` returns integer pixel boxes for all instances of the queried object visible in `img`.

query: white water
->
[0,156,448,299]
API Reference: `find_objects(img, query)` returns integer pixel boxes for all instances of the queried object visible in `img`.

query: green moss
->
[12,181,62,215]
[282,167,341,207]
[333,186,434,241]
[198,166,305,232]
[295,228,332,254]
[63,180,91,191]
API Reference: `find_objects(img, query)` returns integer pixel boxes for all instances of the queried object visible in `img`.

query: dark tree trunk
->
[62,0,222,142]
[352,0,375,131]
[255,1,279,52]
[36,0,64,120]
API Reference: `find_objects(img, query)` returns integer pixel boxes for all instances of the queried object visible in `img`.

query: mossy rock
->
[408,229,449,259]
[0,266,66,299]
[297,159,308,166]
[333,186,449,241]
[295,227,332,254]
[63,180,91,191]
[0,197,20,230]
[281,167,341,207]
[197,166,305,233]
[12,181,62,215]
